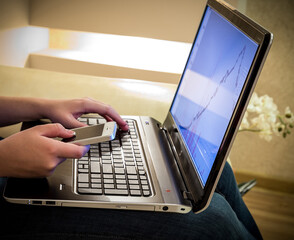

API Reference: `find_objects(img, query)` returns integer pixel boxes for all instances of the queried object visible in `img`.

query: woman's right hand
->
[0,123,89,178]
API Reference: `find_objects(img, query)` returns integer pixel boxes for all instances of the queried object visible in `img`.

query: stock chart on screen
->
[171,7,258,185]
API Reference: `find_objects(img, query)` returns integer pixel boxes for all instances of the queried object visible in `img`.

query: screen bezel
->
[163,0,273,212]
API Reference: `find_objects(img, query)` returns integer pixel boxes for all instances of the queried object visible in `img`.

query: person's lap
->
[0,163,262,240]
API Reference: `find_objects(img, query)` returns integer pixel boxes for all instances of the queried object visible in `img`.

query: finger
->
[55,142,90,159]
[84,99,129,131]
[103,115,129,131]
[34,123,75,139]
[63,115,88,129]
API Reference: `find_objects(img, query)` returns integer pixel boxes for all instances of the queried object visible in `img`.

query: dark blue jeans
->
[0,162,262,240]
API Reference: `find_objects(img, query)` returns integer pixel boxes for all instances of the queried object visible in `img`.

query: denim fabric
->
[0,162,262,240]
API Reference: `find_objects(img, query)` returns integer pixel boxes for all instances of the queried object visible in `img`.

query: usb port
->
[32,200,42,205]
[46,201,56,205]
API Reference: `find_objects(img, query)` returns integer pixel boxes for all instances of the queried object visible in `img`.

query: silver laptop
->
[3,0,273,214]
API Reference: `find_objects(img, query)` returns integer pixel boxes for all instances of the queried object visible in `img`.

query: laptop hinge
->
[159,126,179,159]
[159,126,181,166]
[160,126,192,199]
[182,191,194,201]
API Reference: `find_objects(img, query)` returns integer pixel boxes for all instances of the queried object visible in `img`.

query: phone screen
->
[63,124,104,143]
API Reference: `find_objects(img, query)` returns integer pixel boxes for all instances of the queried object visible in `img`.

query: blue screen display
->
[171,6,258,186]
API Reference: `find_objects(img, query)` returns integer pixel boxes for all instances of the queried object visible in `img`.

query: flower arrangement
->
[239,92,294,141]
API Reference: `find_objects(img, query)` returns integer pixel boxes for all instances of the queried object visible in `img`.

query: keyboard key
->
[101,142,109,148]
[116,175,126,179]
[104,189,128,196]
[128,175,138,180]
[113,158,123,163]
[92,183,102,188]
[78,188,102,194]
[78,118,87,123]
[143,190,151,196]
[98,118,107,124]
[102,160,112,164]
[101,152,111,156]
[78,173,89,182]
[112,149,121,154]
[115,168,125,174]
[141,180,148,185]
[91,178,102,183]
[78,188,92,194]
[129,180,139,185]
[79,160,88,165]
[91,152,100,157]
[114,163,124,168]
[91,174,101,178]
[117,184,127,189]
[126,166,137,175]
[102,164,113,174]
[90,162,100,173]
[129,185,140,190]
[101,154,111,159]
[78,183,89,188]
[125,162,135,166]
[88,118,97,125]
[103,174,113,179]
[104,179,114,184]
[89,189,103,194]
[130,190,141,196]
[116,179,127,184]
[104,184,115,189]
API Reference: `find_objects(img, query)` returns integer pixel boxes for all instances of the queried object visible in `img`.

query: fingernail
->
[83,145,90,155]
[68,130,76,136]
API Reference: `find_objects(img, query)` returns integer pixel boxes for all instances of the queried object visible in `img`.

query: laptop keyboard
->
[76,116,152,197]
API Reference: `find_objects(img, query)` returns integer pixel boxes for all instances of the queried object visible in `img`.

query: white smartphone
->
[62,122,117,145]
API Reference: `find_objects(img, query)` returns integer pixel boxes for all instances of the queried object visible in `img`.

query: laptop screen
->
[170,6,259,186]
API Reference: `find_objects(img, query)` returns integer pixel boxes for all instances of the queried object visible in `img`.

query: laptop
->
[3,0,273,214]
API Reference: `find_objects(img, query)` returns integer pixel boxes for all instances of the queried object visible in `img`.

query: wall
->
[230,0,294,183]
[0,0,49,67]
[0,0,29,30]
[29,0,206,43]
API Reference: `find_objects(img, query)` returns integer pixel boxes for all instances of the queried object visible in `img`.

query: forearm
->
[0,96,48,127]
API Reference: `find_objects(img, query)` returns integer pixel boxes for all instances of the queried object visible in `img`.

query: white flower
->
[259,130,273,142]
[239,92,292,141]
[251,114,271,133]
[247,92,262,113]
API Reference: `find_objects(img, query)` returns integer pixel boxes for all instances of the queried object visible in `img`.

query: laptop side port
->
[45,201,56,205]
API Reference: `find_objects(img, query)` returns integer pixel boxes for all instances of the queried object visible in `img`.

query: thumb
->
[62,115,87,129]
[34,123,75,139]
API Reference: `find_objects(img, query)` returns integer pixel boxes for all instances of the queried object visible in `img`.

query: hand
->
[0,124,89,178]
[43,98,129,131]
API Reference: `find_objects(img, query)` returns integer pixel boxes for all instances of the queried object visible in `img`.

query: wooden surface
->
[243,187,294,240]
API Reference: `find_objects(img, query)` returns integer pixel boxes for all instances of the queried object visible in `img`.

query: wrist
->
[35,98,50,119]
